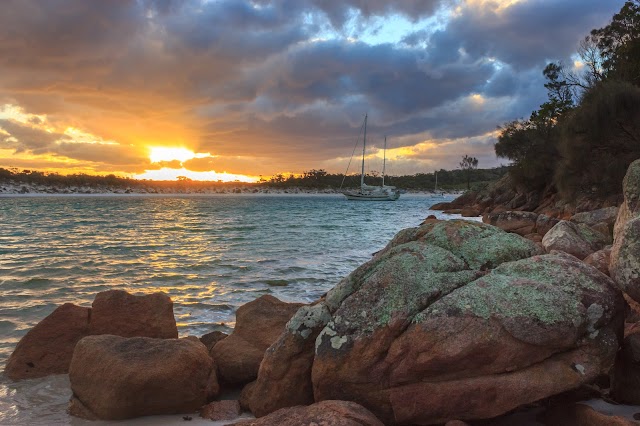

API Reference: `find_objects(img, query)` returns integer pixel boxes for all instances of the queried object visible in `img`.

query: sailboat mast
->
[382,136,386,187]
[361,114,367,188]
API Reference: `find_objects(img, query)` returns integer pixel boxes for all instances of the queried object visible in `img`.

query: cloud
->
[0,0,628,178]
[0,119,69,153]
[0,119,147,170]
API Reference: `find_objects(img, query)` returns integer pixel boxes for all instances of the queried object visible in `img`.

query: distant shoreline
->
[0,181,461,197]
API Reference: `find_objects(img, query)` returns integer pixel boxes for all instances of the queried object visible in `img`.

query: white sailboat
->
[433,171,445,198]
[342,114,401,201]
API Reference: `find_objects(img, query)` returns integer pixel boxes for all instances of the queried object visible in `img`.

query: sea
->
[0,193,463,425]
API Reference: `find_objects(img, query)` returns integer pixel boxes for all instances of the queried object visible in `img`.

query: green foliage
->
[263,166,508,190]
[495,1,640,198]
[495,61,575,190]
[556,80,640,197]
[590,0,640,85]
[495,119,560,191]
[459,155,479,189]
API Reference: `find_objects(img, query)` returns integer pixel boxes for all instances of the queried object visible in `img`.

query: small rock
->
[584,247,612,276]
[536,214,561,237]
[199,330,228,352]
[485,211,539,236]
[227,400,383,426]
[200,400,242,421]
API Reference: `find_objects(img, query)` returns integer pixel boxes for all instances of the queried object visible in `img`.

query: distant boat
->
[433,171,445,198]
[342,114,401,201]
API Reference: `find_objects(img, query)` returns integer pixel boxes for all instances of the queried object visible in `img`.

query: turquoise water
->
[0,193,459,425]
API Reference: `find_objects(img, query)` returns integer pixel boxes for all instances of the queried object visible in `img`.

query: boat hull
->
[343,190,400,201]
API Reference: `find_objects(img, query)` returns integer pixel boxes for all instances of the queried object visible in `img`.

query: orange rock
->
[4,303,90,380]
[584,247,612,276]
[243,303,331,417]
[543,402,636,426]
[200,400,242,421]
[200,330,228,352]
[227,400,383,426]
[69,335,217,420]
[89,290,177,338]
[212,295,304,385]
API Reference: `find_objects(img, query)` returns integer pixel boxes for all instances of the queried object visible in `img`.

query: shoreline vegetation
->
[0,165,507,195]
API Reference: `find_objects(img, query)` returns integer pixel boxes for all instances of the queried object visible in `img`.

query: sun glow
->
[149,147,211,163]
[134,167,258,182]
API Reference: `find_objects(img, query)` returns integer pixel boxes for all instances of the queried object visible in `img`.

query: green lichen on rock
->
[422,254,617,330]
[574,222,608,248]
[493,252,612,294]
[329,241,479,335]
[611,218,640,300]
[286,303,332,339]
[426,272,582,326]
[418,220,543,269]
[458,231,543,270]
[326,221,545,337]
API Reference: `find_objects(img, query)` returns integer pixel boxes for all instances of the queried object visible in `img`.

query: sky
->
[0,0,627,182]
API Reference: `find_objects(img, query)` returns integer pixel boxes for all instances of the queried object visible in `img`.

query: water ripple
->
[0,193,465,424]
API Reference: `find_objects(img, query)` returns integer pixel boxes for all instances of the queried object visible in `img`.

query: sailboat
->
[433,171,445,198]
[342,114,401,201]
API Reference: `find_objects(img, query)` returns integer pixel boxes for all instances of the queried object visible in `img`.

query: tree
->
[590,0,640,85]
[459,155,478,189]
[494,62,574,190]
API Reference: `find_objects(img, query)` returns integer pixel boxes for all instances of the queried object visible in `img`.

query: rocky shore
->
[4,160,640,424]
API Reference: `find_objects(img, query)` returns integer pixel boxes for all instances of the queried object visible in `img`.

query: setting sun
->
[149,147,209,163]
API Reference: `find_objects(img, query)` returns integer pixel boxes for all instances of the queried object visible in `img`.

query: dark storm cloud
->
[0,0,629,175]
[305,0,444,28]
[427,0,624,70]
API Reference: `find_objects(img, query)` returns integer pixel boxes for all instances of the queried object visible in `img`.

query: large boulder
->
[4,303,90,380]
[231,400,383,426]
[243,303,332,417]
[571,207,619,231]
[307,220,623,425]
[484,211,539,236]
[542,221,608,260]
[613,159,640,242]
[571,207,618,246]
[611,160,640,303]
[4,290,180,381]
[212,295,304,385]
[89,290,178,338]
[69,335,218,420]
